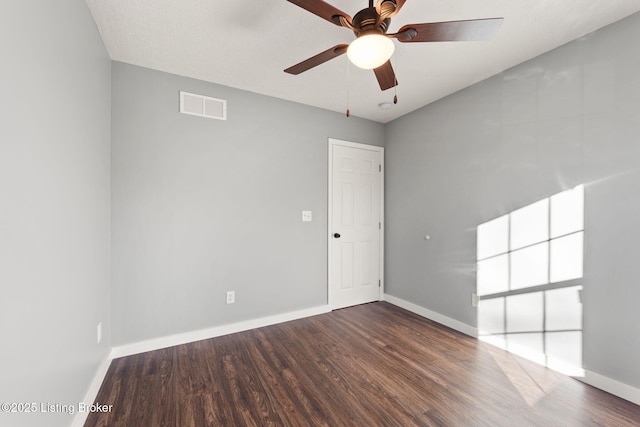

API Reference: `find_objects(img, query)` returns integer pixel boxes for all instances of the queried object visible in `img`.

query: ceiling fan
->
[284,0,503,91]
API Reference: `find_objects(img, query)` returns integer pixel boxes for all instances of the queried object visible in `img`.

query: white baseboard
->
[383,293,478,338]
[71,352,113,427]
[111,304,331,358]
[580,370,640,406]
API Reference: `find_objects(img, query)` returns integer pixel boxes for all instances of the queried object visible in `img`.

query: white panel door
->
[329,140,383,309]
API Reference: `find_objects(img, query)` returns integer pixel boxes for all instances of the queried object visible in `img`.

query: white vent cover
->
[180,91,227,120]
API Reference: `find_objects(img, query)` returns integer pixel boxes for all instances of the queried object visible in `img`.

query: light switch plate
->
[302,211,312,222]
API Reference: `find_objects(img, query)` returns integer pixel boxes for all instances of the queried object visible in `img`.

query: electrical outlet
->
[97,322,102,344]
[302,211,312,222]
[226,291,235,304]
[471,293,480,307]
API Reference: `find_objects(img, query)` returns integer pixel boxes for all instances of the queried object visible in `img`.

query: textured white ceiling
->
[86,0,640,123]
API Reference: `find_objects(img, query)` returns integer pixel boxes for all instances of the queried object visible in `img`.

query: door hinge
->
[378,279,381,287]
[379,164,382,172]
[379,222,381,230]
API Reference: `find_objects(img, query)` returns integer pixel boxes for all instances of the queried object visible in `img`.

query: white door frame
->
[328,138,384,309]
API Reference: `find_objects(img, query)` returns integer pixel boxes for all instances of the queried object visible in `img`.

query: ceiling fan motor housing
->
[352,7,391,36]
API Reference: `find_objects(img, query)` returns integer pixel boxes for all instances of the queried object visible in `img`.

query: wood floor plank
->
[85,302,640,426]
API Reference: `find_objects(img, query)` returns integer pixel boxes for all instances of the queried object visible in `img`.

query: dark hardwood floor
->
[85,302,640,426]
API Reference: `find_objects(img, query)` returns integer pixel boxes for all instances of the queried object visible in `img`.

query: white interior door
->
[328,139,383,310]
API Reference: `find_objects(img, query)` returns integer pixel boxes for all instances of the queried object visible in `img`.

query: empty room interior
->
[3,1,640,426]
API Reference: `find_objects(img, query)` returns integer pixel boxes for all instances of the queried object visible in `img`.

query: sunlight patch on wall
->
[477,185,585,377]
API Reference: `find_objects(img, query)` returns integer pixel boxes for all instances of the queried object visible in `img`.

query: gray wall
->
[0,2,111,427]
[111,62,384,346]
[385,12,640,389]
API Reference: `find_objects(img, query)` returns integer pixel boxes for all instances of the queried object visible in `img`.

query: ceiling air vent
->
[180,91,227,120]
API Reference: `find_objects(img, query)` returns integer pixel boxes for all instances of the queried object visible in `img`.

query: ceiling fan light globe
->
[347,34,395,69]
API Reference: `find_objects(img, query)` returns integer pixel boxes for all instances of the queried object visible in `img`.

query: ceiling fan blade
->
[392,18,503,42]
[373,60,398,91]
[284,44,349,75]
[286,0,353,27]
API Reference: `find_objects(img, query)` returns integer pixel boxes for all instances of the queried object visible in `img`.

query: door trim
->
[328,138,384,309]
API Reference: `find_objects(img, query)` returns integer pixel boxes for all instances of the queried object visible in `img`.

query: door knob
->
[333,233,341,238]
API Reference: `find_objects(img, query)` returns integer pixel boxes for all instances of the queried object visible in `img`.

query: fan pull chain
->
[393,49,398,104]
[346,57,351,117]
